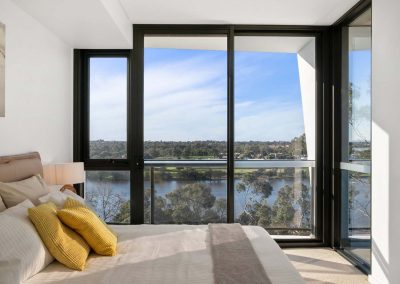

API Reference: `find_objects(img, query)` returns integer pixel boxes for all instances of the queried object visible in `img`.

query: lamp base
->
[60,184,77,194]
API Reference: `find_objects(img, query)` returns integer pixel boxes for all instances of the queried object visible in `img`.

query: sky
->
[90,57,128,142]
[89,46,313,142]
[348,49,372,142]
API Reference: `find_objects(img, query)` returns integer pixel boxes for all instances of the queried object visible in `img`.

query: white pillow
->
[0,175,50,207]
[39,189,85,209]
[0,200,54,282]
[0,259,21,284]
[0,196,6,212]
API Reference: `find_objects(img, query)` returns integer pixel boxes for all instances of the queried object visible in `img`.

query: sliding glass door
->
[337,7,372,271]
[234,36,317,237]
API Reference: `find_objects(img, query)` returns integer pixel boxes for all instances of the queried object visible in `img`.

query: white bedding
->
[24,225,305,284]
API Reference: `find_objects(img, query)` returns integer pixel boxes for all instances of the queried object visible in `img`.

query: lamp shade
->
[43,162,85,185]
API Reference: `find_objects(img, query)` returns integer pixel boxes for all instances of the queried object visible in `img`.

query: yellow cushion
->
[58,203,117,256]
[62,196,85,209]
[63,198,118,237]
[28,203,90,271]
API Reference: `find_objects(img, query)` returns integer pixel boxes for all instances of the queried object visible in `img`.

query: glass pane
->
[348,9,372,161]
[340,7,371,270]
[89,58,128,159]
[85,171,130,224]
[235,167,314,237]
[341,170,371,266]
[144,166,227,224]
[234,36,316,238]
[234,36,315,161]
[144,36,227,160]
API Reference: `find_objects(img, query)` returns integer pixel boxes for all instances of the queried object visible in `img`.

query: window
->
[144,36,227,160]
[75,26,328,244]
[76,50,132,224]
[143,35,228,224]
[89,57,128,159]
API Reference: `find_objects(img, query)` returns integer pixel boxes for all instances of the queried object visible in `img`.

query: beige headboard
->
[0,152,43,182]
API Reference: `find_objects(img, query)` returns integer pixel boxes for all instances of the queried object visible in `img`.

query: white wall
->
[0,0,73,164]
[297,38,316,161]
[370,0,400,283]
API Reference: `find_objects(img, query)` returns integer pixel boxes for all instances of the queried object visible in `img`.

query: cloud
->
[144,52,227,141]
[90,49,307,142]
[90,69,127,141]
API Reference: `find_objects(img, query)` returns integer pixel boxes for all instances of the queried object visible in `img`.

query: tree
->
[348,173,371,220]
[289,133,307,158]
[297,183,311,228]
[86,183,127,223]
[235,169,274,226]
[165,183,216,224]
[114,200,130,223]
[272,185,295,228]
[213,198,227,222]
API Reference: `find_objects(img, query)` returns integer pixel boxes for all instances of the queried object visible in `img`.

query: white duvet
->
[24,225,305,284]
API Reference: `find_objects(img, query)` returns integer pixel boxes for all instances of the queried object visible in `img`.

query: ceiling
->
[11,0,360,49]
[121,0,359,25]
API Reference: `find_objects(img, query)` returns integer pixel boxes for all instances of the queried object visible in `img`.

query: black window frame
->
[74,24,332,247]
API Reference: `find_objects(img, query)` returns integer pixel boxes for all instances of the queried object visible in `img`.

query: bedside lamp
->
[43,162,85,193]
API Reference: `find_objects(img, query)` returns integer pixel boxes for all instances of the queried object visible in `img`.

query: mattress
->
[24,225,305,284]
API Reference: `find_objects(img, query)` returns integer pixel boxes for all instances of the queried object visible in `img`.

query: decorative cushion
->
[0,196,6,212]
[58,202,117,256]
[63,198,117,237]
[0,200,53,282]
[28,203,90,271]
[0,175,50,207]
[62,196,87,209]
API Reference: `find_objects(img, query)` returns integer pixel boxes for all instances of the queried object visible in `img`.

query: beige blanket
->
[209,224,272,284]
[25,225,305,284]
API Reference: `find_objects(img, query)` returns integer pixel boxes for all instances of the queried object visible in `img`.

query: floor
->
[283,248,369,284]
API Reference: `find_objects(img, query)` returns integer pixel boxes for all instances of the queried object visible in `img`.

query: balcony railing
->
[144,159,316,168]
[144,159,316,236]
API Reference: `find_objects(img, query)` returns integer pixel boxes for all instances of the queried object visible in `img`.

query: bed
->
[0,152,305,284]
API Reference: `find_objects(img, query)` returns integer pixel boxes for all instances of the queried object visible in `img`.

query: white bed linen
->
[24,225,304,284]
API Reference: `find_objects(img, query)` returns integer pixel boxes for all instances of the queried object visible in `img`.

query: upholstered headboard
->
[0,152,43,182]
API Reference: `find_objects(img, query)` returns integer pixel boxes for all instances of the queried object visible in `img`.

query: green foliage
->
[237,169,273,199]
[143,183,227,224]
[165,183,216,224]
[297,183,311,228]
[90,140,127,159]
[86,171,129,182]
[235,169,273,227]
[289,133,307,158]
[89,133,308,160]
[272,185,295,228]
[114,200,130,223]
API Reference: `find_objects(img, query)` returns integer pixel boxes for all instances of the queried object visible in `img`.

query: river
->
[86,177,370,227]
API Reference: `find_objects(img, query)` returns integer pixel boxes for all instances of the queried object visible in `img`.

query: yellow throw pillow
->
[62,197,85,209]
[28,203,90,271]
[58,205,117,256]
[63,197,118,237]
